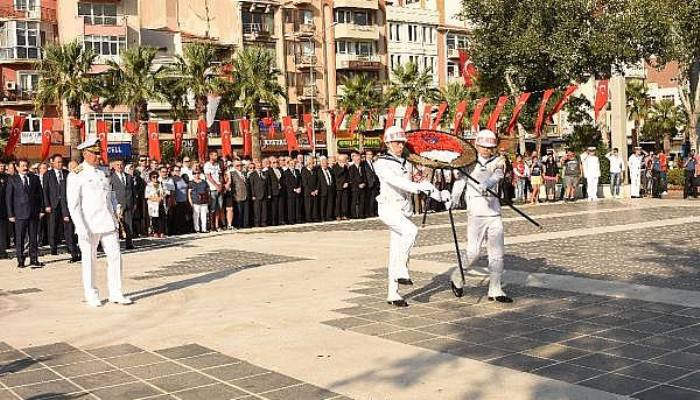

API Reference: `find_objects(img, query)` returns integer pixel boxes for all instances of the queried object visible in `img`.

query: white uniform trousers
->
[378,204,417,301]
[79,231,123,299]
[451,215,507,298]
[586,177,599,200]
[630,170,641,197]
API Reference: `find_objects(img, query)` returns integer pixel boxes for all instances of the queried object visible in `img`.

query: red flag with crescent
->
[283,116,299,154]
[331,109,346,135]
[349,110,362,136]
[40,118,53,161]
[172,121,184,158]
[487,96,509,132]
[385,107,396,129]
[431,102,448,130]
[262,117,275,139]
[197,119,208,162]
[535,89,556,136]
[4,116,25,156]
[240,119,252,157]
[507,92,532,135]
[594,80,609,123]
[96,120,109,164]
[303,114,313,144]
[220,120,232,158]
[547,84,578,122]
[452,100,468,135]
[458,50,477,87]
[71,119,85,142]
[420,104,433,129]
[471,98,489,132]
[125,120,139,135]
[147,121,161,162]
[402,105,415,130]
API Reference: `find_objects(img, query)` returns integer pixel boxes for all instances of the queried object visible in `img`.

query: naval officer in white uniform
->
[449,129,512,303]
[628,146,645,198]
[67,138,132,307]
[375,126,447,307]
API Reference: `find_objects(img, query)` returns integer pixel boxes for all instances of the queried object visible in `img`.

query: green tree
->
[101,46,163,158]
[34,41,97,161]
[230,46,285,160]
[156,77,190,122]
[337,73,383,150]
[626,80,650,148]
[439,82,477,132]
[387,62,439,128]
[648,99,681,154]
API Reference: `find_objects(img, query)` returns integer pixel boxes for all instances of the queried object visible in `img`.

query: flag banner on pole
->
[486,96,509,132]
[594,80,609,123]
[206,95,221,128]
[452,100,468,135]
[283,116,299,154]
[240,119,252,157]
[458,50,477,87]
[402,105,415,130]
[96,120,109,164]
[331,109,346,135]
[220,120,232,158]
[535,89,556,136]
[303,113,313,144]
[349,110,362,136]
[262,117,275,139]
[147,121,161,162]
[71,119,86,142]
[507,92,532,135]
[471,98,489,132]
[420,104,433,129]
[173,121,184,158]
[125,120,139,134]
[4,116,25,156]
[547,84,579,122]
[40,118,53,161]
[197,119,208,162]
[432,102,449,130]
[385,107,396,129]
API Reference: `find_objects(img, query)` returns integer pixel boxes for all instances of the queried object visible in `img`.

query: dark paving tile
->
[489,353,553,372]
[616,362,692,383]
[330,306,376,316]
[107,352,165,368]
[413,338,471,355]
[90,381,162,400]
[674,308,700,319]
[348,322,403,336]
[178,353,241,370]
[561,336,623,352]
[0,351,27,364]
[415,323,464,337]
[626,320,680,334]
[487,322,539,336]
[321,317,373,330]
[635,385,700,400]
[124,362,189,380]
[264,383,338,400]
[52,359,115,378]
[174,383,248,400]
[685,344,700,355]
[652,315,699,328]
[594,328,651,343]
[532,363,603,384]
[205,363,269,381]
[148,371,217,393]
[637,302,687,314]
[522,344,589,361]
[71,370,137,390]
[568,353,639,372]
[231,372,301,393]
[155,344,215,360]
[41,351,96,367]
[12,380,82,399]
[391,317,438,329]
[669,371,700,391]
[604,344,670,360]
[379,330,436,344]
[0,368,62,387]
[449,328,500,345]
[578,373,657,395]
[0,357,42,375]
[86,344,144,359]
[636,335,697,351]
[360,311,407,323]
[451,344,512,361]
[21,343,77,358]
[651,351,700,370]
[666,325,700,342]
[520,329,581,344]
[482,337,542,353]
[556,321,609,335]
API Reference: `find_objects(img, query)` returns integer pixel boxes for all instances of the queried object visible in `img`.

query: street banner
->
[283,116,299,154]
[385,107,396,129]
[125,120,139,135]
[96,120,109,164]
[4,116,25,156]
[240,119,252,157]
[487,96,509,132]
[148,121,161,162]
[303,113,313,145]
[197,119,208,162]
[471,98,489,132]
[452,100,468,135]
[535,88,556,136]
[220,120,232,158]
[507,92,532,135]
[331,109,346,135]
[420,104,433,129]
[40,118,53,161]
[594,80,609,123]
[432,102,449,130]
[402,105,415,130]
[173,121,184,158]
[349,110,362,136]
[71,119,86,142]
[547,84,579,122]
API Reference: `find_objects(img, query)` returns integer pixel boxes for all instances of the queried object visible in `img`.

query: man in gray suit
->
[110,160,135,250]
[231,160,249,228]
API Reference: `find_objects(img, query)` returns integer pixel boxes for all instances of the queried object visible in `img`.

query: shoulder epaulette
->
[74,166,83,174]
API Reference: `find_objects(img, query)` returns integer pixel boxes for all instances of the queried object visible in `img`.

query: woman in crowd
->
[223,161,235,230]
[145,170,167,238]
[543,151,559,202]
[529,154,543,204]
[188,167,210,233]
[512,155,528,203]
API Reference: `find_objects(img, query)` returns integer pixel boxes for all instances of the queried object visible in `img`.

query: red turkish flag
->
[420,104,433,129]
[594,80,609,123]
[71,119,85,142]
[240,119,252,157]
[431,102,449,130]
[96,120,109,164]
[331,109,346,135]
[507,92,532,136]
[4,116,25,156]
[458,50,477,87]
[349,110,362,136]
[197,119,208,162]
[402,105,415,130]
[283,116,299,155]
[487,96,509,132]
[125,120,139,135]
[385,107,396,129]
[220,120,232,158]
[535,89,556,136]
[262,117,275,139]
[303,114,313,144]
[471,98,489,132]
[547,84,579,122]
[40,118,53,161]
[173,121,184,158]
[452,100,468,135]
[147,121,161,162]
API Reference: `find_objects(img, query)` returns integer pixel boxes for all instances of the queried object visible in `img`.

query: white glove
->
[479,184,490,196]
[417,181,436,195]
[429,189,443,202]
[440,190,451,202]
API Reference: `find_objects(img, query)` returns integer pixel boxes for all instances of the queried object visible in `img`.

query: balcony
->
[297,23,315,36]
[298,85,317,100]
[243,22,275,40]
[334,23,379,41]
[447,47,460,59]
[0,5,57,23]
[336,54,381,70]
[295,54,316,68]
[0,89,35,105]
[81,15,128,36]
[0,47,41,63]
[333,0,378,10]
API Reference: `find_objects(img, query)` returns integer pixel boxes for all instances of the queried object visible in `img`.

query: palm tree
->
[156,77,189,122]
[439,81,475,131]
[230,46,285,160]
[34,41,97,161]
[101,46,162,158]
[648,99,681,154]
[387,62,439,128]
[627,80,649,148]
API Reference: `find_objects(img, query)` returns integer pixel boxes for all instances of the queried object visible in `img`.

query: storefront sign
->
[107,143,132,158]
[20,131,41,145]
[337,136,382,150]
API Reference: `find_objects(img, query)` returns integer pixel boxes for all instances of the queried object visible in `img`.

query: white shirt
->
[203,161,221,190]
[374,152,420,217]
[180,166,193,181]
[66,161,119,235]
[452,155,505,217]
[606,153,624,174]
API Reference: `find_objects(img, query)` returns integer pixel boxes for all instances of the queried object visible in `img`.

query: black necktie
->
[23,175,28,189]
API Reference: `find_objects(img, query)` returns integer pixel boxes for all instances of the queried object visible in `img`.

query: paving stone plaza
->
[2,199,699,399]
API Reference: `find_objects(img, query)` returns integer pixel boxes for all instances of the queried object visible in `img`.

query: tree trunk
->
[251,117,261,161]
[68,104,81,162]
[133,103,148,160]
[663,131,671,155]
[631,120,639,148]
[516,123,526,154]
[535,136,542,157]
[689,113,698,152]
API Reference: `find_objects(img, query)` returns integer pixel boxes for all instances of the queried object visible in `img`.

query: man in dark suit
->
[348,151,367,219]
[282,158,302,224]
[6,158,44,268]
[332,154,350,220]
[301,157,319,222]
[43,154,80,261]
[317,157,335,221]
[249,160,268,227]
[363,150,379,217]
[109,159,135,250]
[0,160,8,259]
[265,157,283,226]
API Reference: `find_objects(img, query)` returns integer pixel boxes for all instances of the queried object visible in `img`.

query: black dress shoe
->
[69,256,81,263]
[397,278,413,286]
[29,261,45,268]
[125,244,135,250]
[50,250,58,255]
[488,295,514,303]
[387,299,409,307]
[17,262,26,269]
[450,282,464,298]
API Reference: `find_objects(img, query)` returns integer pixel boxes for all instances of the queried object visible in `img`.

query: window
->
[86,113,129,136]
[301,40,314,56]
[19,113,40,135]
[0,21,41,59]
[300,9,313,25]
[447,33,469,50]
[242,12,274,34]
[422,26,428,44]
[78,2,118,25]
[357,41,372,56]
[17,71,38,93]
[354,11,370,26]
[335,41,347,54]
[287,72,297,86]
[14,0,36,11]
[390,55,395,71]
[389,23,398,41]
[335,40,375,56]
[447,61,459,78]
[83,35,126,56]
[408,25,418,42]
[334,9,350,23]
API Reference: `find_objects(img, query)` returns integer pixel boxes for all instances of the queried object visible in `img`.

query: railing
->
[0,5,56,22]
[243,22,273,36]
[295,54,316,65]
[298,23,315,34]
[81,14,125,26]
[0,46,42,61]
[1,89,35,102]
[298,85,317,98]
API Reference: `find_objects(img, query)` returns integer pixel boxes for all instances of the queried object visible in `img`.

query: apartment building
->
[436,0,469,87]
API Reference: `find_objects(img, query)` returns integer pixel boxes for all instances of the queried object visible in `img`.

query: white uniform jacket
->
[628,154,644,172]
[581,154,601,178]
[452,155,505,217]
[67,162,119,236]
[375,153,422,217]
